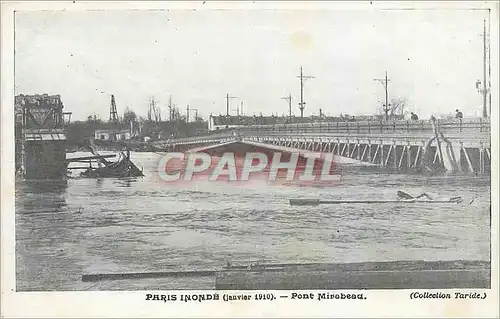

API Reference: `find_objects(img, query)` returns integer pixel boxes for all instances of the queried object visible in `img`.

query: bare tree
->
[86,113,102,124]
[123,107,137,125]
[379,97,407,120]
[390,98,407,120]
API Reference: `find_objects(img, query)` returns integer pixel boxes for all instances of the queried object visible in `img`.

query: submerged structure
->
[15,94,143,180]
[68,140,144,178]
[15,94,71,179]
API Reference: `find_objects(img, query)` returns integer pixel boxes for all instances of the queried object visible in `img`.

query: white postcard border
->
[1,1,498,318]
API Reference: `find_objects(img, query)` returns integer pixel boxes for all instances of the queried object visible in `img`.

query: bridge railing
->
[153,131,237,144]
[233,118,490,135]
[160,118,490,145]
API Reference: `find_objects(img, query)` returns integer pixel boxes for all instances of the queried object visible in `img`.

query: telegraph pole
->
[374,71,391,122]
[477,16,491,118]
[296,66,314,118]
[186,105,190,123]
[282,94,292,118]
[225,93,238,116]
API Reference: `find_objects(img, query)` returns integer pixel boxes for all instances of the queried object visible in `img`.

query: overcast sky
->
[15,8,490,121]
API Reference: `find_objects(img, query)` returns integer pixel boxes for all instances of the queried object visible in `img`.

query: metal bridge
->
[152,118,491,174]
[15,94,71,179]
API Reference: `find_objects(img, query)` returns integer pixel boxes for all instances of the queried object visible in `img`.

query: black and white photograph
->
[1,1,498,317]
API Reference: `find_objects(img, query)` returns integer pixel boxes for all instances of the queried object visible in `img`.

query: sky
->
[14,7,491,121]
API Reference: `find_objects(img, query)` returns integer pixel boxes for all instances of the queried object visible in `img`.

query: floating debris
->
[67,140,144,178]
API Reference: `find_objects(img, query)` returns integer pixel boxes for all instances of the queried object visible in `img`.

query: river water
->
[15,152,490,291]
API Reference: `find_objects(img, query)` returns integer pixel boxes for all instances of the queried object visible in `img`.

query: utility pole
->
[282,94,292,118]
[186,105,190,123]
[296,66,314,118]
[240,101,244,116]
[374,71,391,122]
[225,93,237,116]
[477,17,491,118]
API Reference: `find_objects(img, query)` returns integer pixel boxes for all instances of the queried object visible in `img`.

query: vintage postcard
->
[1,1,498,317]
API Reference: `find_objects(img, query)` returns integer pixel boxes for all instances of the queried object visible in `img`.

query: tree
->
[123,107,137,125]
[86,114,102,124]
[379,97,407,121]
[123,107,140,136]
[389,98,407,120]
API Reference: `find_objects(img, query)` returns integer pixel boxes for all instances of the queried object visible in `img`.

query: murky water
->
[15,152,490,291]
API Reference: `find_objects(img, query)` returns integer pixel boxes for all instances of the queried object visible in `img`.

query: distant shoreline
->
[66,140,157,153]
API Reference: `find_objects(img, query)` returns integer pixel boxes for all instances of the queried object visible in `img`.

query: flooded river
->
[15,152,491,291]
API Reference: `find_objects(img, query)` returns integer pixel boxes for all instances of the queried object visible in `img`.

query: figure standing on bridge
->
[410,112,419,120]
[455,109,463,119]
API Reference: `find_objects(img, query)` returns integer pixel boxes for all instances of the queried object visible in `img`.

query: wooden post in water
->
[398,146,406,168]
[407,144,412,169]
[479,147,484,173]
[368,142,372,163]
[463,146,474,173]
[380,141,384,166]
[385,145,392,166]
[414,145,421,168]
[393,142,398,169]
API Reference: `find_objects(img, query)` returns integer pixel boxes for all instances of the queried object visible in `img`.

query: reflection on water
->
[21,179,69,194]
[15,152,491,291]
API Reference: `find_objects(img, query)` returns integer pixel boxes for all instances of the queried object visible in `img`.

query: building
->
[208,114,289,131]
[94,128,131,141]
[208,114,350,131]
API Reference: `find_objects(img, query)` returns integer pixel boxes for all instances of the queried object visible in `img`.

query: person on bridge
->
[410,112,419,120]
[455,109,463,119]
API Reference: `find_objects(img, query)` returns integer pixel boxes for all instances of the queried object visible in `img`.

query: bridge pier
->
[380,143,385,166]
[405,145,411,171]
[15,94,69,179]
[367,142,372,163]
[392,142,398,169]
[262,137,490,174]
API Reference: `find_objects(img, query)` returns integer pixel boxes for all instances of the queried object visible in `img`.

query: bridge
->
[152,118,491,174]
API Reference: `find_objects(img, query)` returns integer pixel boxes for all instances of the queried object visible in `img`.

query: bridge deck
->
[154,118,490,146]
